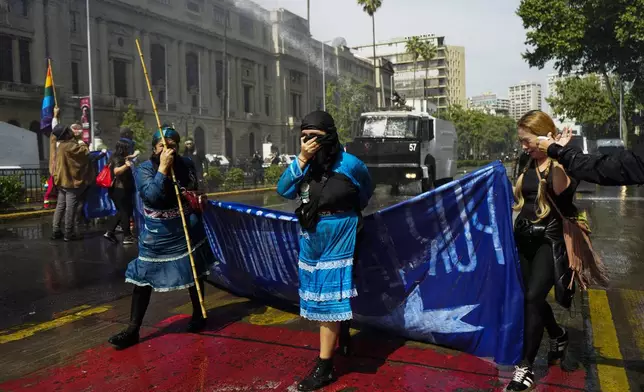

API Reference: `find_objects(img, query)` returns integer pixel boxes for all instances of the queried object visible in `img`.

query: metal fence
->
[0,168,49,207]
[0,165,275,212]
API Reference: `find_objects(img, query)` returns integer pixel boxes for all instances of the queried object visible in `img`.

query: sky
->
[251,0,555,103]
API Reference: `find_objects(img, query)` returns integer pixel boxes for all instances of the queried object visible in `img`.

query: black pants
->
[108,188,134,236]
[518,237,564,365]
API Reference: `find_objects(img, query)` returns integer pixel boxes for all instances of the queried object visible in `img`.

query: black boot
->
[108,286,151,349]
[187,280,207,333]
[297,357,335,391]
[338,320,351,356]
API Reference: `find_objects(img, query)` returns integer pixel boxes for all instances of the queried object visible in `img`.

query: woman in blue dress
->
[277,111,372,391]
[108,127,214,349]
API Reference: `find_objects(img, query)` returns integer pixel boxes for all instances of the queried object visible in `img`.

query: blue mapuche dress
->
[125,157,214,291]
[277,151,372,322]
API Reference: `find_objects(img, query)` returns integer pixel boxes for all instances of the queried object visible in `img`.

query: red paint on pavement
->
[0,316,586,392]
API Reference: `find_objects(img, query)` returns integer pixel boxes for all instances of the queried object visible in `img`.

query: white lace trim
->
[299,288,358,301]
[138,238,208,262]
[300,309,353,322]
[125,270,210,292]
[298,258,353,273]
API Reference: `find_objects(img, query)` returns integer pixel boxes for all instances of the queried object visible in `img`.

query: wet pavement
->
[0,181,643,391]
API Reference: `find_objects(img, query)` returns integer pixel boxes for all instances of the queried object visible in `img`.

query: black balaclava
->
[300,111,341,177]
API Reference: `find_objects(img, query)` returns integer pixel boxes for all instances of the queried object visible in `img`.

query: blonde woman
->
[506,111,576,392]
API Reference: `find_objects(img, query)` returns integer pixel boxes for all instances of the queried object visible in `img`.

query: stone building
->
[0,0,392,167]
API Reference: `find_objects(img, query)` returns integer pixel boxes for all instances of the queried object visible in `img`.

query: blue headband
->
[152,127,180,145]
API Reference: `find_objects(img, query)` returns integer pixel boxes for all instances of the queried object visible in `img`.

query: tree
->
[419,41,437,110]
[121,105,152,153]
[325,77,372,144]
[547,75,615,127]
[517,0,644,146]
[436,105,517,160]
[405,36,422,108]
[357,0,383,106]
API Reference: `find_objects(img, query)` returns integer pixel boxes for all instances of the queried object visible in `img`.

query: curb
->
[0,187,277,222]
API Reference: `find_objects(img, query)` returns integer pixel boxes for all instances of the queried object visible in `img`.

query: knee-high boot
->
[108,286,152,349]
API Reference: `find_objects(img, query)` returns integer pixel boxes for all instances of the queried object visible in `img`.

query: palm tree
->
[405,36,422,108]
[419,41,437,112]
[357,0,383,107]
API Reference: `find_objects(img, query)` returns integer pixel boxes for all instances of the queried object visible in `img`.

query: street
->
[0,182,643,391]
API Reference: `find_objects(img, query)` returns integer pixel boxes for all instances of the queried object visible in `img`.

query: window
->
[191,94,198,108]
[215,60,223,97]
[150,44,166,85]
[240,15,254,38]
[71,62,79,94]
[19,39,30,84]
[113,60,127,98]
[263,65,268,80]
[70,12,79,33]
[0,35,13,82]
[263,26,269,46]
[186,1,200,13]
[243,85,253,113]
[291,93,301,118]
[264,95,270,116]
[11,0,28,17]
[185,52,199,91]
[213,6,230,26]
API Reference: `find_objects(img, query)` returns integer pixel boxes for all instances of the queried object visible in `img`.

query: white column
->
[201,48,210,110]
[179,41,187,105]
[98,19,110,95]
[132,30,143,101]
[32,0,47,82]
[170,39,180,105]
[12,38,20,83]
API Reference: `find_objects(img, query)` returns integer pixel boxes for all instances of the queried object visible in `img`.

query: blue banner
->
[203,161,524,365]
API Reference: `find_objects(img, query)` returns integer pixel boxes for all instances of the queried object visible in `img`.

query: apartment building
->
[468,92,510,116]
[508,81,542,121]
[0,0,391,165]
[353,34,466,111]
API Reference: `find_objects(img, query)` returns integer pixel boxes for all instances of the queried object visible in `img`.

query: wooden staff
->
[135,39,207,319]
[48,58,58,107]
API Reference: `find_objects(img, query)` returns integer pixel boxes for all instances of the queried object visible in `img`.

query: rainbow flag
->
[40,63,55,134]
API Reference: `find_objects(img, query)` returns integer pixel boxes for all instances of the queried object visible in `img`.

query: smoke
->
[230,0,339,77]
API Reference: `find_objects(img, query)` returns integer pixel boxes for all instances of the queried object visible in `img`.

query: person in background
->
[103,127,138,245]
[277,111,372,391]
[183,137,208,184]
[51,123,90,241]
[108,127,214,349]
[251,150,264,185]
[534,127,644,185]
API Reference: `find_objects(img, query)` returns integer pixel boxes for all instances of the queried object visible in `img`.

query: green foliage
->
[223,168,245,190]
[120,105,152,153]
[517,0,644,143]
[325,77,373,144]
[206,167,224,189]
[547,75,615,127]
[356,0,382,16]
[436,106,517,160]
[457,160,495,168]
[264,165,284,185]
[0,175,24,206]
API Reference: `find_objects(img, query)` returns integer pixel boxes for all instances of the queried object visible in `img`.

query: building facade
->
[353,34,466,111]
[508,81,542,121]
[0,0,391,166]
[468,92,510,116]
